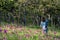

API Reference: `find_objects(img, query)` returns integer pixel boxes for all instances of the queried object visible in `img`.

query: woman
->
[40,17,48,35]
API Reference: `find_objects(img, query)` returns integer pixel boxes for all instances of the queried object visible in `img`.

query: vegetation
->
[0,0,60,40]
[0,25,60,40]
[0,0,60,26]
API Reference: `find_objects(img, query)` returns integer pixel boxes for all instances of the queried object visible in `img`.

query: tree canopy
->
[0,0,60,25]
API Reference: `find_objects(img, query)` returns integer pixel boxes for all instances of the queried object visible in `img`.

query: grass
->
[0,24,60,40]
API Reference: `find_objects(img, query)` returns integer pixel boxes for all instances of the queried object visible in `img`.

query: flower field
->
[0,25,60,40]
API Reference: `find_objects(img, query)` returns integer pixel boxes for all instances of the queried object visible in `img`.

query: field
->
[0,24,60,40]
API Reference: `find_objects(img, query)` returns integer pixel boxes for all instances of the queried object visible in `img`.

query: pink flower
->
[34,31,38,35]
[4,30,8,33]
[28,30,32,33]
[3,37,7,40]
[0,28,2,32]
[54,38,57,40]
[20,28,23,31]
[6,25,10,27]
[25,34,31,38]
[20,25,23,27]
[54,31,57,35]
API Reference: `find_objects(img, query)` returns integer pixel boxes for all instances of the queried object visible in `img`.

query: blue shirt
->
[40,21,46,27]
[40,19,48,28]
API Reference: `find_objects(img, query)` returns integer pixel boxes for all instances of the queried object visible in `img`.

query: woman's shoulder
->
[41,21,46,24]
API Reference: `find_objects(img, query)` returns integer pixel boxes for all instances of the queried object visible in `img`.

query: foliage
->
[0,0,60,25]
[0,25,60,40]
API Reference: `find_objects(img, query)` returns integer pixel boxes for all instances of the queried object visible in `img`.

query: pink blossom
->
[20,25,23,27]
[20,28,23,31]
[34,31,38,35]
[54,38,57,40]
[54,31,57,35]
[0,28,2,32]
[6,25,10,27]
[3,37,7,40]
[4,30,8,33]
[24,34,31,38]
[28,29,32,33]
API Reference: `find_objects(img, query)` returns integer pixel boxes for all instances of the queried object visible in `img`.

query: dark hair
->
[41,17,45,22]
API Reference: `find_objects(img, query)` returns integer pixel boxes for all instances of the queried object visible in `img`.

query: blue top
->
[40,19,48,28]
[40,21,46,27]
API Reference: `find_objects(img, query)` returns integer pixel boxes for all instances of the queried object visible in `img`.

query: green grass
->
[0,25,60,40]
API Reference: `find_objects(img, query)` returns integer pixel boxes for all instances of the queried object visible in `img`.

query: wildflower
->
[0,28,2,32]
[3,37,7,40]
[12,29,15,32]
[6,25,10,27]
[34,31,38,34]
[19,36,23,40]
[19,27,24,32]
[4,30,7,33]
[20,25,22,28]
[29,30,32,33]
[54,31,57,35]
[54,38,57,40]
[10,25,13,29]
[25,34,31,38]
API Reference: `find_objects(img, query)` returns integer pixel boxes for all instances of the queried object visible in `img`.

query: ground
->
[0,24,60,40]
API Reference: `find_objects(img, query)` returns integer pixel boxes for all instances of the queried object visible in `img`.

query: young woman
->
[40,17,48,35]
